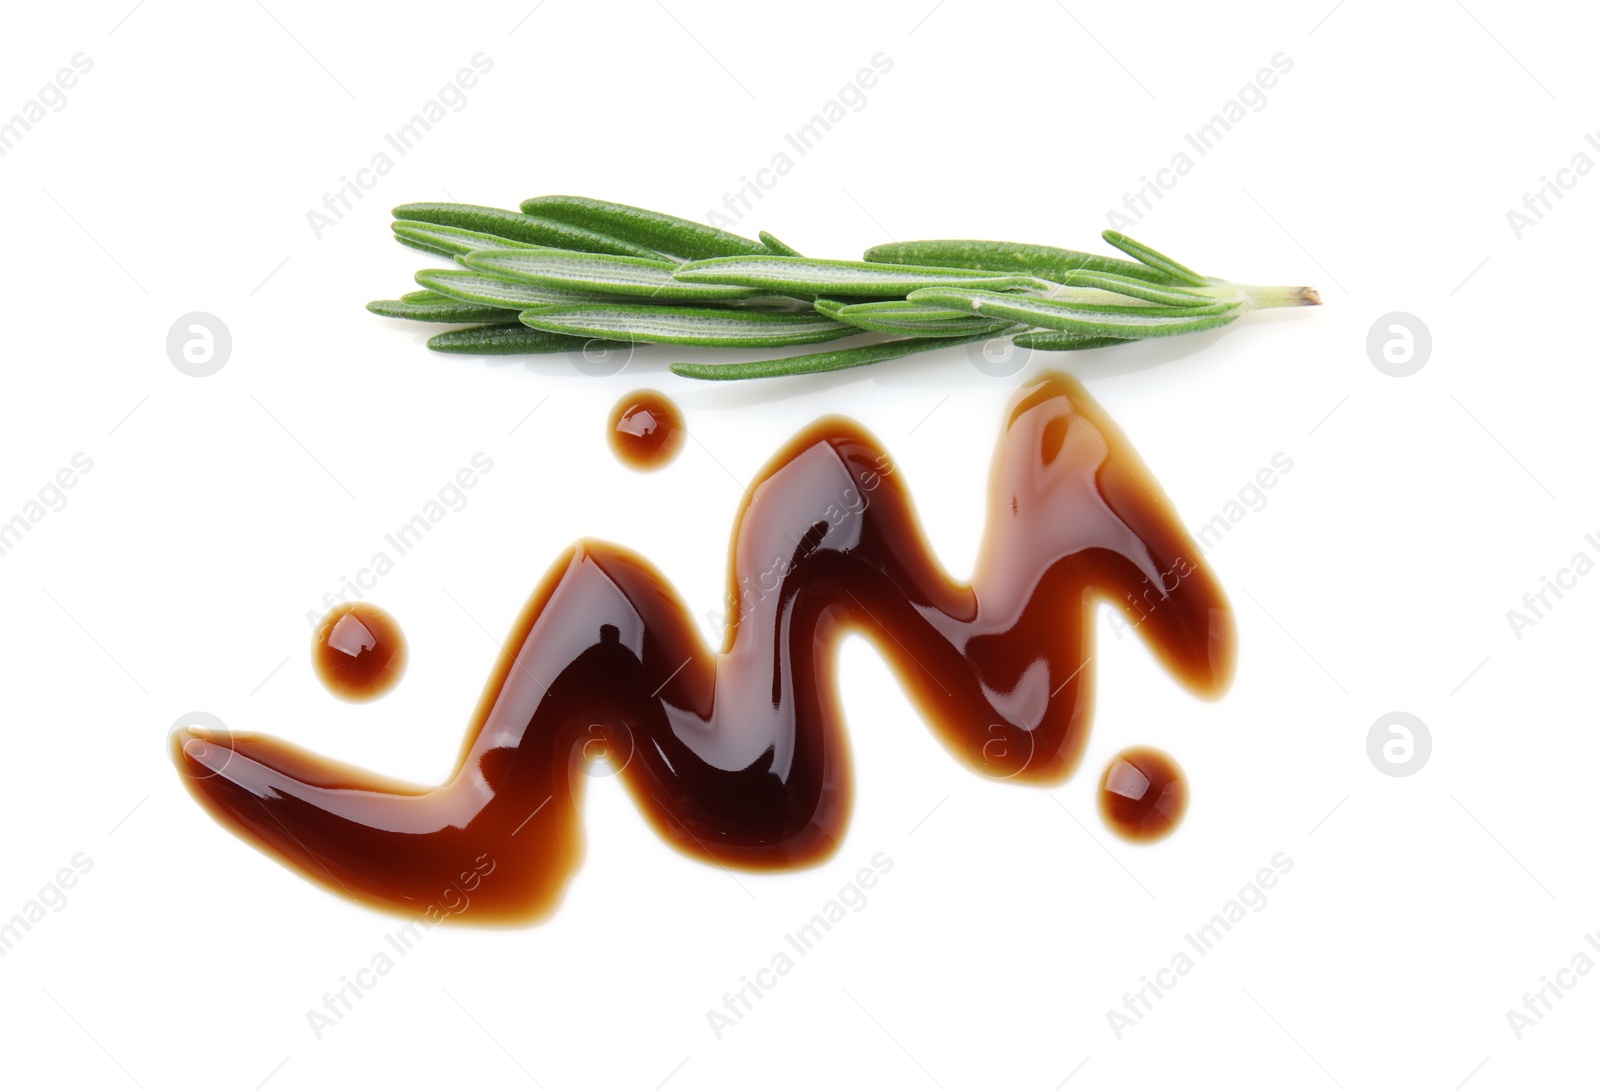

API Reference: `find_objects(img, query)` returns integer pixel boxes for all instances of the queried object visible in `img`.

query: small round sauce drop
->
[312,602,407,702]
[1098,746,1186,842]
[608,390,684,471]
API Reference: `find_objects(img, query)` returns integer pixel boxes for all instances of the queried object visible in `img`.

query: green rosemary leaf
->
[829,299,1013,336]
[758,230,802,257]
[518,195,767,259]
[367,292,518,324]
[907,287,1241,338]
[862,239,1182,286]
[1100,231,1209,287]
[1027,271,1219,307]
[392,221,551,258]
[394,235,457,259]
[392,203,663,259]
[426,324,628,355]
[832,299,976,321]
[518,304,853,347]
[1012,331,1132,351]
[415,268,635,310]
[672,255,1052,297]
[461,250,762,302]
[670,330,1005,381]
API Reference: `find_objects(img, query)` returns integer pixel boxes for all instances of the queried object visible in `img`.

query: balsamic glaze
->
[1098,746,1187,842]
[172,373,1233,924]
[608,390,684,471]
[312,602,406,702]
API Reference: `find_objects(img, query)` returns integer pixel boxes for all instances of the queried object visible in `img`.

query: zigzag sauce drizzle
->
[172,373,1235,924]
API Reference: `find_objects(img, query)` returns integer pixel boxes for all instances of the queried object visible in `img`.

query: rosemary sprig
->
[367,199,1320,380]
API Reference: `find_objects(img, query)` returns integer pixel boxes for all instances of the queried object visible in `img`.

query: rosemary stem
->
[1234,284,1323,309]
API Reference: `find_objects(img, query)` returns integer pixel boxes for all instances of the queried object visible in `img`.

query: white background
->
[1,1,1594,1086]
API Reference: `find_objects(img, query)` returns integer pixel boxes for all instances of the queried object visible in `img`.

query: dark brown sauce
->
[608,390,684,470]
[1098,746,1187,842]
[312,602,407,702]
[171,372,1234,925]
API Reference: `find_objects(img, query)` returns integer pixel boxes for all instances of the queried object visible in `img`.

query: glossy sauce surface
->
[312,602,407,701]
[1098,746,1187,842]
[607,390,684,470]
[172,373,1234,925]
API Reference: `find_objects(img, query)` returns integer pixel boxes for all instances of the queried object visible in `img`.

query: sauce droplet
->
[608,390,684,471]
[312,602,407,702]
[1098,747,1186,842]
